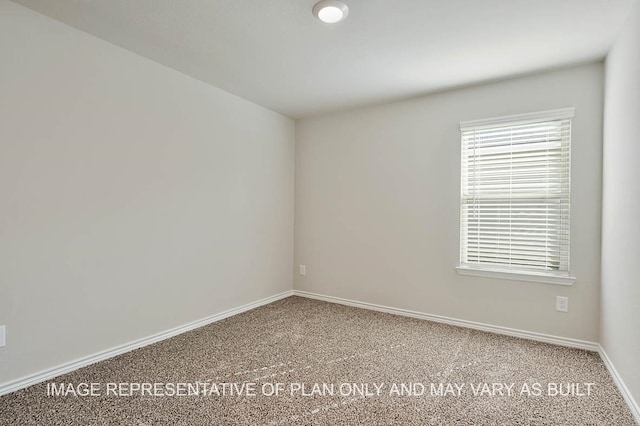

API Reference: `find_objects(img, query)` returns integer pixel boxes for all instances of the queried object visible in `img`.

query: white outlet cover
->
[556,296,569,312]
[299,265,306,276]
[0,325,5,347]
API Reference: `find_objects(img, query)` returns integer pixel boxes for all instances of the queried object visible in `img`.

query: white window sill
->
[456,266,575,286]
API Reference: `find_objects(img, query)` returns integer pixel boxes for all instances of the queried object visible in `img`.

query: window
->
[457,108,575,285]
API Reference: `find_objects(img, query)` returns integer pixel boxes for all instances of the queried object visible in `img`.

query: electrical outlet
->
[556,296,569,313]
[299,265,306,276]
[0,326,5,347]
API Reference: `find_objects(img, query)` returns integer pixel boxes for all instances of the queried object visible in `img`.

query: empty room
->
[1,0,639,424]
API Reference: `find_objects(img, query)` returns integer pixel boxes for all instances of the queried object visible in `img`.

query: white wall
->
[602,0,640,410]
[0,0,294,385]
[295,63,603,342]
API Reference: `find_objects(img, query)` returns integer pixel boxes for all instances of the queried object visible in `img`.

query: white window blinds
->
[460,108,573,275]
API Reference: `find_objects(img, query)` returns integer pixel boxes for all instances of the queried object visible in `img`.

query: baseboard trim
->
[293,290,599,351]
[0,290,294,396]
[598,345,640,425]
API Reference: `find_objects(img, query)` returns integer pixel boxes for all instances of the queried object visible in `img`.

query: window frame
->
[456,108,576,286]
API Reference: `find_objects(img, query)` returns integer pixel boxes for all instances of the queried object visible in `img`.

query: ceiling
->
[13,0,636,118]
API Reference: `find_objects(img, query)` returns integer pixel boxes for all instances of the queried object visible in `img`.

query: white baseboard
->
[0,290,294,396]
[293,290,599,351]
[598,345,640,425]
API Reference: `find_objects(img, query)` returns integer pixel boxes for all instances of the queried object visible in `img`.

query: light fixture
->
[313,0,349,24]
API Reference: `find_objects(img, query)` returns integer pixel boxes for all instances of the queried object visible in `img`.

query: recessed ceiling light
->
[313,0,349,24]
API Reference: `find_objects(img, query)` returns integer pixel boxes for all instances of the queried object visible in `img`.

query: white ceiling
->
[13,0,636,118]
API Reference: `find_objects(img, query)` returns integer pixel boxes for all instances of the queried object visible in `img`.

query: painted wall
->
[295,63,603,342]
[0,0,294,385]
[602,0,640,410]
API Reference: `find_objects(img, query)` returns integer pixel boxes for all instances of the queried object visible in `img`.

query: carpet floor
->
[0,296,636,425]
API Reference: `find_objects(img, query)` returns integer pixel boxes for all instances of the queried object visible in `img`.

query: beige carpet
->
[0,296,636,425]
